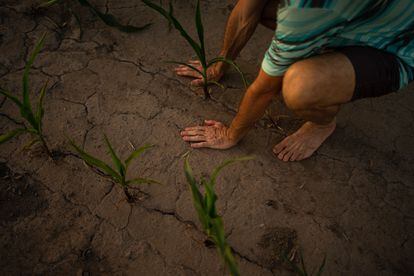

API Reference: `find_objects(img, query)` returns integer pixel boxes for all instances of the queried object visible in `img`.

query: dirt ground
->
[1,1,414,275]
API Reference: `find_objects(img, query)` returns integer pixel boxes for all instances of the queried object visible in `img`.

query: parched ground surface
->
[1,1,414,275]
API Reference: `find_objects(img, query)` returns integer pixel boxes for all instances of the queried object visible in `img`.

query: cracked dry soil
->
[1,1,414,275]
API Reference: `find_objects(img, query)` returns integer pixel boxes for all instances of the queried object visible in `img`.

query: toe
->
[273,138,289,154]
[283,150,294,162]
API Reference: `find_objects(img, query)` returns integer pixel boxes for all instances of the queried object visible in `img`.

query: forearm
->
[218,0,267,67]
[228,69,282,141]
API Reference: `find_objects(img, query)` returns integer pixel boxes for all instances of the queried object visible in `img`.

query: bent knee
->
[282,61,323,110]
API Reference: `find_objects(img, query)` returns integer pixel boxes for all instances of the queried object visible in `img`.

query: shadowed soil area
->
[1,0,413,275]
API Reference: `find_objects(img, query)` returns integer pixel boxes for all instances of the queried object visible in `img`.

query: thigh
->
[283,51,356,108]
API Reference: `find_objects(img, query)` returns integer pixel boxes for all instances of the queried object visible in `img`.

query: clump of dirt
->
[0,162,48,224]
[258,226,298,269]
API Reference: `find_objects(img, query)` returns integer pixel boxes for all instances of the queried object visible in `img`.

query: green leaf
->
[184,153,209,230]
[126,177,161,186]
[103,134,125,178]
[0,88,23,109]
[315,255,327,276]
[207,80,224,89]
[210,156,254,187]
[204,182,217,218]
[23,33,46,114]
[165,61,204,77]
[38,0,60,8]
[67,137,121,182]
[0,129,26,145]
[224,246,240,276]
[124,143,154,168]
[195,0,206,65]
[208,57,248,88]
[143,0,204,63]
[35,80,48,131]
[78,0,151,32]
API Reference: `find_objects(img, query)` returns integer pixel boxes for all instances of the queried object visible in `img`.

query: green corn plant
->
[143,0,247,99]
[285,250,326,276]
[68,135,159,202]
[39,0,151,34]
[0,34,52,156]
[184,153,253,276]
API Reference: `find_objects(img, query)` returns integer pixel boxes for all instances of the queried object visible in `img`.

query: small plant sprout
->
[285,249,326,276]
[184,153,253,276]
[39,0,151,34]
[0,34,52,156]
[143,0,247,99]
[68,135,159,202]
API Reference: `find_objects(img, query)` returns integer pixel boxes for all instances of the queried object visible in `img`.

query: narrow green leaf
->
[208,57,248,88]
[224,246,240,276]
[103,134,125,177]
[184,154,209,229]
[299,250,308,276]
[143,0,204,62]
[165,61,204,77]
[38,0,60,8]
[68,137,121,182]
[23,34,46,113]
[36,80,48,131]
[0,88,24,109]
[204,182,217,218]
[315,255,327,276]
[207,80,224,89]
[0,129,26,145]
[126,177,161,186]
[195,0,206,65]
[210,156,254,187]
[125,144,154,168]
[78,0,151,32]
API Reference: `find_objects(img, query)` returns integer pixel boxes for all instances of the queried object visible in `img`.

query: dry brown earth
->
[1,1,414,275]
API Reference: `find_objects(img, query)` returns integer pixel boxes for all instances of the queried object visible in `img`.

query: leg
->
[273,52,355,161]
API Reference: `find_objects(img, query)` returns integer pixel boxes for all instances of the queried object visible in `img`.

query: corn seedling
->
[68,135,159,202]
[143,0,247,99]
[285,249,326,276]
[0,34,52,156]
[184,153,253,275]
[40,0,151,34]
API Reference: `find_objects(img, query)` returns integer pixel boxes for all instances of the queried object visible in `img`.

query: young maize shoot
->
[285,249,326,276]
[0,34,52,157]
[143,0,247,99]
[68,135,159,202]
[184,153,253,276]
[40,0,151,33]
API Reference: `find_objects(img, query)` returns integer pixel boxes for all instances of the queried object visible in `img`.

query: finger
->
[191,79,204,86]
[204,120,222,126]
[176,70,201,78]
[184,126,205,131]
[190,142,209,148]
[182,135,206,142]
[188,60,201,65]
[180,130,205,136]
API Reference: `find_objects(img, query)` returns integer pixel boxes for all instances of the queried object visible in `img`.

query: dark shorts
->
[337,46,401,101]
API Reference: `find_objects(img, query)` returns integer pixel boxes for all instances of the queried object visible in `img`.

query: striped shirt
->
[261,0,414,88]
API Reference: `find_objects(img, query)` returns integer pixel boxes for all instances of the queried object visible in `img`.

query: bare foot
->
[273,120,336,162]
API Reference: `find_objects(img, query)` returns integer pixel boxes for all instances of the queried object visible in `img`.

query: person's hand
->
[180,120,237,149]
[174,60,224,86]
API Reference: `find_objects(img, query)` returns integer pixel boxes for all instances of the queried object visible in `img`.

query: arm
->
[175,0,268,85]
[217,0,268,70]
[180,69,282,149]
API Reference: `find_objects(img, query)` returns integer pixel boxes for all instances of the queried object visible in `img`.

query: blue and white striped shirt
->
[262,0,414,88]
